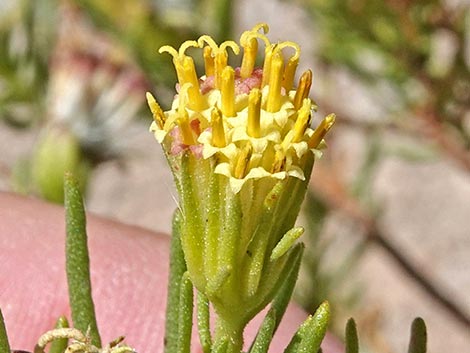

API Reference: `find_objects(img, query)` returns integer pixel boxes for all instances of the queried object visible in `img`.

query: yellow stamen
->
[279,42,300,91]
[271,149,286,173]
[198,36,239,89]
[179,109,196,145]
[211,106,226,148]
[266,52,284,113]
[247,88,262,138]
[308,113,336,149]
[221,66,235,117]
[293,70,312,110]
[240,36,258,79]
[261,44,276,87]
[146,92,166,129]
[292,98,312,143]
[203,46,215,77]
[234,143,253,179]
[181,56,206,110]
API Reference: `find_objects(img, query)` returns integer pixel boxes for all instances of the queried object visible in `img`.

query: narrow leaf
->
[49,316,69,353]
[64,173,101,347]
[270,243,304,332]
[345,318,358,353]
[249,309,276,353]
[197,292,212,353]
[407,318,427,353]
[270,227,304,261]
[0,309,11,353]
[284,302,330,353]
[165,210,187,353]
[176,272,194,353]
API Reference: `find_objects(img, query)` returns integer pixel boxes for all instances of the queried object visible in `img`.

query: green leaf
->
[0,309,11,353]
[270,227,304,261]
[407,318,427,353]
[284,302,330,353]
[345,318,358,353]
[165,210,187,353]
[49,316,70,353]
[249,309,276,353]
[64,173,101,347]
[197,292,212,353]
[176,272,194,353]
[270,243,304,332]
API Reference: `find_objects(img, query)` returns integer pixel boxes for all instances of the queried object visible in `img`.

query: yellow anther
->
[211,106,226,148]
[266,52,284,113]
[247,88,262,138]
[146,92,166,129]
[294,70,312,110]
[181,56,206,110]
[261,44,277,87]
[203,46,215,77]
[271,149,286,173]
[234,143,253,179]
[221,66,235,117]
[240,36,258,79]
[292,98,312,143]
[179,109,196,145]
[308,113,336,149]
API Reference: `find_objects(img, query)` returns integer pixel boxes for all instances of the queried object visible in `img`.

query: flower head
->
[148,24,334,329]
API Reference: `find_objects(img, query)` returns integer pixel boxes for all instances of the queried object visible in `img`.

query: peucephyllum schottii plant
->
[0,23,428,353]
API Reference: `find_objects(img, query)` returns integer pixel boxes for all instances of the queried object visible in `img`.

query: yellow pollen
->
[203,46,215,77]
[240,36,258,79]
[308,113,336,149]
[146,92,166,129]
[221,66,235,117]
[211,106,226,148]
[292,98,312,143]
[266,52,284,113]
[247,88,262,138]
[294,70,313,110]
[234,143,253,179]
[179,109,196,145]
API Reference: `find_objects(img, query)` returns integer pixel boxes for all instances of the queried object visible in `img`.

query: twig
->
[310,164,470,329]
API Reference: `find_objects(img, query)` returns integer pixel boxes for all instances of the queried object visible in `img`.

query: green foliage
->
[64,173,101,347]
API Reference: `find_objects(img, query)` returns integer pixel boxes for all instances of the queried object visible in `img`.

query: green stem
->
[214,317,244,353]
[64,173,101,347]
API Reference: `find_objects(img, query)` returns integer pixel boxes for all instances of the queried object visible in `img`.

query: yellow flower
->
[148,23,334,194]
[147,24,335,336]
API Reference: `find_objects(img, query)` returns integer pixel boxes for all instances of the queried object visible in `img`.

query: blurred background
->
[0,0,469,352]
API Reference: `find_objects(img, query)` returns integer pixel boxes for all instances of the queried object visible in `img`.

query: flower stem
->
[214,317,244,353]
